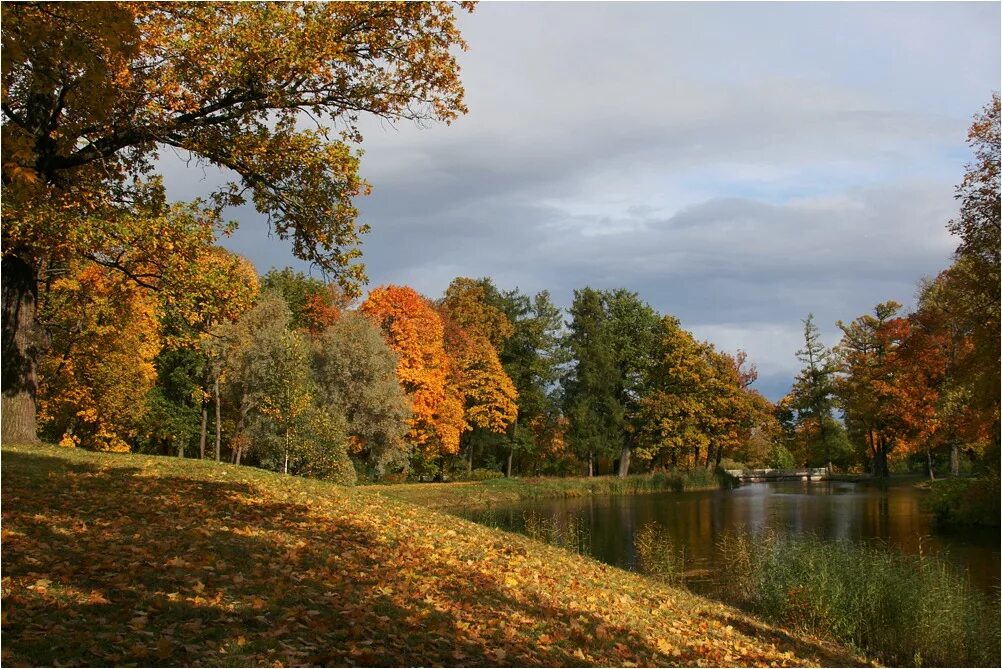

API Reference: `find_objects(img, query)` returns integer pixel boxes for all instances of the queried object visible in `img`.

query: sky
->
[161,1,1001,401]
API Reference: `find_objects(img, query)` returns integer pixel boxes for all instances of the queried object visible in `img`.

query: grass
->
[370,467,733,510]
[634,522,687,586]
[713,530,1000,667]
[1,442,862,667]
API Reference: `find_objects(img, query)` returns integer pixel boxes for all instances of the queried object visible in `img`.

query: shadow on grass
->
[4,449,792,667]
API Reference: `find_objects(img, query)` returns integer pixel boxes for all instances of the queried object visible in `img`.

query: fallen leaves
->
[1,443,862,667]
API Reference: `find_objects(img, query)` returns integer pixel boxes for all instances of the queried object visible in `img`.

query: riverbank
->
[825,473,925,484]
[370,468,734,510]
[1,443,860,667]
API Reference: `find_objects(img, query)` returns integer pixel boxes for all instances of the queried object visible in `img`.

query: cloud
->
[157,2,999,399]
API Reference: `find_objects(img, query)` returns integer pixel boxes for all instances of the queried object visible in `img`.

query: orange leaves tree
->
[361,286,460,470]
[835,302,908,478]
[38,263,161,452]
[458,337,518,437]
[942,95,1000,461]
[440,277,515,349]
[899,271,993,476]
[1,1,474,442]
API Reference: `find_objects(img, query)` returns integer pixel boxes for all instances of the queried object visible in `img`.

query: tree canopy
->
[1,0,474,443]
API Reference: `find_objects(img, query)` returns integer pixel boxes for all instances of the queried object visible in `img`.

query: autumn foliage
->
[38,264,161,452]
[361,285,460,457]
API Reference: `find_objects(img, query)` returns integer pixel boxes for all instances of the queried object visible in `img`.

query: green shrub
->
[924,476,1001,527]
[768,444,796,469]
[455,467,504,482]
[718,458,747,471]
[716,530,1001,667]
[472,467,504,481]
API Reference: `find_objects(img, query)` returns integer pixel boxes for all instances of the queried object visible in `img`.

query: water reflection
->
[464,481,1000,595]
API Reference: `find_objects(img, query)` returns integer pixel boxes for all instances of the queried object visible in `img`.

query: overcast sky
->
[162,1,1001,400]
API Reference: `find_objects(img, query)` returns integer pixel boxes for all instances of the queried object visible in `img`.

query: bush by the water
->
[634,522,686,585]
[522,511,591,555]
[715,530,1000,667]
[924,476,1001,527]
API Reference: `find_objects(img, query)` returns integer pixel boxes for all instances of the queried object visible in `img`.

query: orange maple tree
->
[360,285,462,457]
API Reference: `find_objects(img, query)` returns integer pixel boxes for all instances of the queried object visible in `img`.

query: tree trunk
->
[199,405,207,459]
[617,445,631,477]
[873,436,889,478]
[950,440,959,476]
[459,430,473,473]
[284,426,290,475]
[588,451,594,477]
[214,378,221,462]
[233,392,248,466]
[2,254,39,443]
[926,446,936,481]
[177,440,185,458]
[866,426,877,472]
[506,447,513,478]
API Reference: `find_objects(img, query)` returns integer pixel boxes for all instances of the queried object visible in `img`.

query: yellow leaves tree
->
[634,317,713,469]
[460,338,519,435]
[440,277,514,349]
[441,317,518,437]
[38,263,161,452]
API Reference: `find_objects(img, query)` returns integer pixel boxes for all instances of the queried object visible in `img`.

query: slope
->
[0,443,863,667]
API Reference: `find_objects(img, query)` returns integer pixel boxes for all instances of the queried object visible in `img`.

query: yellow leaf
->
[156,638,172,659]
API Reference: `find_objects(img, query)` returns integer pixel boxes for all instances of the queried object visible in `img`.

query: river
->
[462,479,1001,596]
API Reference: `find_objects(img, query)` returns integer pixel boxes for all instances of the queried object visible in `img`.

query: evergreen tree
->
[791,313,838,469]
[497,288,566,475]
[562,288,622,475]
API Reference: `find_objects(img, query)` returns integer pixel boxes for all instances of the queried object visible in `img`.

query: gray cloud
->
[159,1,999,400]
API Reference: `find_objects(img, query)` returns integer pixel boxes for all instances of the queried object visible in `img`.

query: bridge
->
[724,468,828,482]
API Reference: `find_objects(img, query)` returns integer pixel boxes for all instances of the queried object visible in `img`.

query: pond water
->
[462,480,1001,596]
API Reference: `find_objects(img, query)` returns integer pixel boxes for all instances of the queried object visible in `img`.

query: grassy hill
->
[1,443,863,667]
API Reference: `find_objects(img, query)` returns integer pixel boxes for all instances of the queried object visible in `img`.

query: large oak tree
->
[1,1,473,442]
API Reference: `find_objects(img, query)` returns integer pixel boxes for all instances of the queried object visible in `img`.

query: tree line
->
[2,5,996,483]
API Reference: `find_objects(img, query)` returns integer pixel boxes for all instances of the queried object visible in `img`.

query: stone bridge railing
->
[724,468,828,481]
